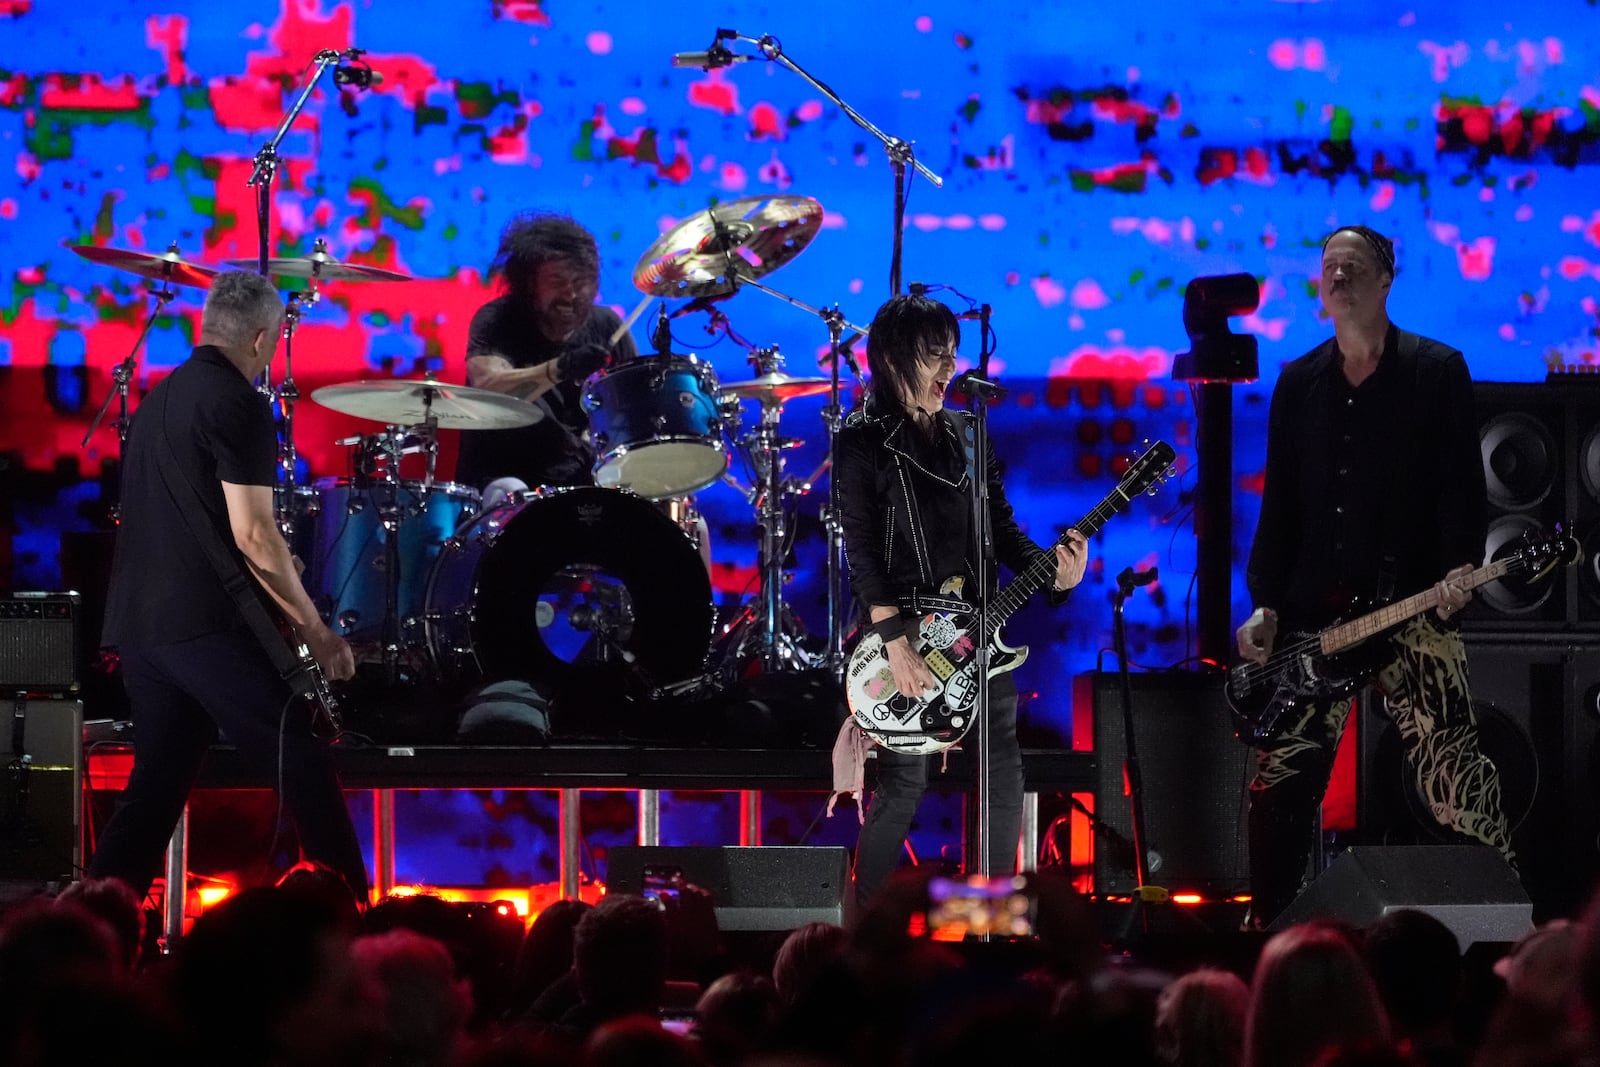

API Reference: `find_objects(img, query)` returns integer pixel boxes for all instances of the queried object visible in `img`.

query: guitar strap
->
[1375,329,1423,602]
[151,379,316,701]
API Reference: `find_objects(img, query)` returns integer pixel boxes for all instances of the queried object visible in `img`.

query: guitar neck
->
[988,481,1131,629]
[1319,557,1514,654]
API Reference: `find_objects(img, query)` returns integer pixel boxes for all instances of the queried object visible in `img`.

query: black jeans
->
[854,676,1024,903]
[90,629,369,901]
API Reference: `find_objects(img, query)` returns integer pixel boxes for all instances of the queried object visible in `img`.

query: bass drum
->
[424,486,713,687]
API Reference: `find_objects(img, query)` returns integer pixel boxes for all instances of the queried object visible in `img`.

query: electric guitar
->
[845,441,1176,755]
[282,629,345,739]
[1226,527,1580,745]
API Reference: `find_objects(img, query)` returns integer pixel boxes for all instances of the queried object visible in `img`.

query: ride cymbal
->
[227,238,412,282]
[312,379,543,429]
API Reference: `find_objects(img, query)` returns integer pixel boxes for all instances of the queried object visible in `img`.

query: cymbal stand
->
[82,278,178,519]
[727,347,821,676]
[270,286,319,537]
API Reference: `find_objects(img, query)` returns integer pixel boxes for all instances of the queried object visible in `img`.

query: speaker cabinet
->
[1359,636,1600,917]
[0,592,80,692]
[1084,671,1252,898]
[606,846,851,930]
[1271,845,1532,946]
[1469,382,1600,630]
[0,697,82,886]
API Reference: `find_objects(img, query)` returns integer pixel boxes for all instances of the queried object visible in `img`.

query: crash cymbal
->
[312,379,543,429]
[718,371,833,405]
[71,243,218,289]
[634,195,823,299]
[226,239,412,283]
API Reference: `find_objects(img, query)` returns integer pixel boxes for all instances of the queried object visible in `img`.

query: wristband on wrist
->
[870,614,908,644]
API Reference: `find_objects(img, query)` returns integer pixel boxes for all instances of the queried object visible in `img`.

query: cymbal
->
[225,245,412,283]
[719,371,833,405]
[312,379,543,429]
[634,195,823,299]
[71,244,217,289]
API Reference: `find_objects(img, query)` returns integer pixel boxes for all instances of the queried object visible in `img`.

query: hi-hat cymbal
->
[312,379,543,429]
[71,243,218,289]
[226,241,412,283]
[719,371,833,405]
[634,195,823,299]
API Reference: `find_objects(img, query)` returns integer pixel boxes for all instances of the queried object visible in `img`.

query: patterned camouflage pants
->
[1248,615,1514,925]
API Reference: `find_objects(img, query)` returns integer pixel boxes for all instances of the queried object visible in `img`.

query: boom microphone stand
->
[704,29,943,295]
[1111,564,1202,941]
[247,49,363,526]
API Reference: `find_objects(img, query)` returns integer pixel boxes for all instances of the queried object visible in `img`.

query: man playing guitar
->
[91,271,368,903]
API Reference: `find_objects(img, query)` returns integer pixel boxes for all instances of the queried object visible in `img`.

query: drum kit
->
[73,193,868,708]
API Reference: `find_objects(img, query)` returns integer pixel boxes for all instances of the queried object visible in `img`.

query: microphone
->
[1116,565,1159,588]
[670,49,753,70]
[334,65,382,88]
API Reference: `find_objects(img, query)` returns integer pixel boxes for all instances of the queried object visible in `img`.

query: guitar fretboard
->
[986,474,1144,640]
[1318,557,1517,654]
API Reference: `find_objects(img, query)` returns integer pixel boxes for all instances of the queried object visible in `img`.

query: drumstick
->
[610,292,655,347]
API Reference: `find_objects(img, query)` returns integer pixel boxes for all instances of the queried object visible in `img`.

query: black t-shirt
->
[453,296,639,490]
[101,346,279,648]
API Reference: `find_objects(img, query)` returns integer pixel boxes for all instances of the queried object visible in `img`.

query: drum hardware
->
[72,243,216,522]
[312,380,525,682]
[712,347,827,679]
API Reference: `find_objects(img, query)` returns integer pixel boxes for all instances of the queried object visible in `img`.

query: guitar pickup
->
[924,648,956,680]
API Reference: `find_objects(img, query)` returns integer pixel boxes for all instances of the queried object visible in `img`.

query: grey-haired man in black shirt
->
[1235,225,1513,927]
[91,270,368,902]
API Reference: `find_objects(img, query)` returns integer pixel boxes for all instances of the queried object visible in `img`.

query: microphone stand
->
[954,369,1005,880]
[1111,565,1197,942]
[247,49,355,277]
[249,49,347,528]
[721,30,943,295]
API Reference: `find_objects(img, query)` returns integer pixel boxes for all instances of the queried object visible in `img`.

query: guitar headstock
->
[1122,440,1178,498]
[1509,525,1582,578]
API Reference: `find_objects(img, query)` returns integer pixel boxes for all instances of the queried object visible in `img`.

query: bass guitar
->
[1226,527,1580,745]
[845,441,1175,754]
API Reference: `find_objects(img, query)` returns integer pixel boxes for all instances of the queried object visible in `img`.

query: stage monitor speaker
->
[1084,671,1252,898]
[606,846,851,931]
[0,697,83,885]
[1270,845,1531,947]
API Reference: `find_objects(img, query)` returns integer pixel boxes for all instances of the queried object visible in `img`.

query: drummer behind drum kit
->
[73,194,866,714]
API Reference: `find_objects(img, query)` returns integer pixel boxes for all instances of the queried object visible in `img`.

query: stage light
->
[1172,272,1261,383]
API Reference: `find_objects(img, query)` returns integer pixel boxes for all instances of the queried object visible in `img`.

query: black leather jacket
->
[835,396,1052,611]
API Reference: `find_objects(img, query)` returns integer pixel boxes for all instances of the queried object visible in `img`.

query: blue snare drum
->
[306,477,479,638]
[582,355,728,499]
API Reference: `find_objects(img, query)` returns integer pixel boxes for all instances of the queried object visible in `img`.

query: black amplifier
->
[0,592,81,693]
